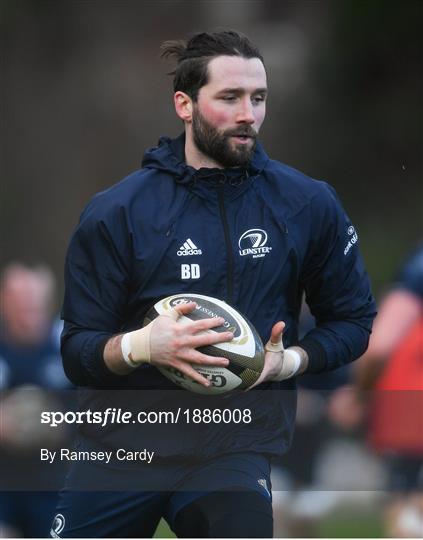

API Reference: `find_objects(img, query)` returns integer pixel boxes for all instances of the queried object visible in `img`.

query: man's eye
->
[221,95,236,101]
[252,95,265,104]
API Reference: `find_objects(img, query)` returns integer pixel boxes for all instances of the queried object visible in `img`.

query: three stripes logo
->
[177,238,202,256]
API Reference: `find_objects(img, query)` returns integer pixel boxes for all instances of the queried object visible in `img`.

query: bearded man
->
[53,30,376,538]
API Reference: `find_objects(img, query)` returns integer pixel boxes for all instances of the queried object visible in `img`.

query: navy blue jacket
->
[61,134,376,458]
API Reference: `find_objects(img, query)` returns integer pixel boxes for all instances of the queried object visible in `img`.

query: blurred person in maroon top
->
[332,244,423,538]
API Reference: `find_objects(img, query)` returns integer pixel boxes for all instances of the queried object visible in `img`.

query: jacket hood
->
[141,133,270,186]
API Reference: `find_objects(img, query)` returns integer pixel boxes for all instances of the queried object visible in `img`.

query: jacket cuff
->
[81,334,117,384]
[297,337,327,373]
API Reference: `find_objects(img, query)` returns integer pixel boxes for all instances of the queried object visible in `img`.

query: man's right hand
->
[104,302,233,387]
[149,302,233,387]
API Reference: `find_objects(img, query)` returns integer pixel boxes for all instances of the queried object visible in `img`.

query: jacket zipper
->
[217,186,234,304]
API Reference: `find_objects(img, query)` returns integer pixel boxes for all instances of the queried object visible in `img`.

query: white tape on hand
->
[121,323,153,369]
[265,338,284,353]
[265,335,303,381]
[274,349,302,381]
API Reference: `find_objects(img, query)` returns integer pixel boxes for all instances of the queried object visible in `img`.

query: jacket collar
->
[142,132,269,187]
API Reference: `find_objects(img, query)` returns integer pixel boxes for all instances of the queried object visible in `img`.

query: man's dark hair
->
[160,30,264,101]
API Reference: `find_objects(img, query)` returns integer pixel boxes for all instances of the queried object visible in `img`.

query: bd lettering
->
[181,264,200,280]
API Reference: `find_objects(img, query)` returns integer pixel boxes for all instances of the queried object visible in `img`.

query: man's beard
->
[192,107,257,168]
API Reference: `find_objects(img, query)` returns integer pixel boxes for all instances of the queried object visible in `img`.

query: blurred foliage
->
[1,0,422,303]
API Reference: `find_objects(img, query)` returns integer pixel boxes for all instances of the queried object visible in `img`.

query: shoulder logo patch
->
[344,225,358,255]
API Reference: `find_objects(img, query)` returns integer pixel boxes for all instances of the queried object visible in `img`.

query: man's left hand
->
[249,322,286,388]
[248,321,308,389]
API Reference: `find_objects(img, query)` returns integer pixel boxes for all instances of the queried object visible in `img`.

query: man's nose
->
[236,98,255,124]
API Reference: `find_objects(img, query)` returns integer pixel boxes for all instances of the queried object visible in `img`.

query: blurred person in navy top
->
[0,263,70,538]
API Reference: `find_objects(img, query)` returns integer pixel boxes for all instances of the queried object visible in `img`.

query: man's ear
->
[174,91,193,122]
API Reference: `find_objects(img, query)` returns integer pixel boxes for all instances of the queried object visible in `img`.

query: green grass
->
[318,511,384,538]
[154,519,175,538]
[153,512,384,538]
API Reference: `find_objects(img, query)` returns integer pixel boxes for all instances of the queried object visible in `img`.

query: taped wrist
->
[273,348,302,381]
[265,334,304,380]
[121,323,153,368]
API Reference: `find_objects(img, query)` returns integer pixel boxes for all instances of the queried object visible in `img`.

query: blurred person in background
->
[331,243,423,538]
[0,263,71,538]
[272,304,364,538]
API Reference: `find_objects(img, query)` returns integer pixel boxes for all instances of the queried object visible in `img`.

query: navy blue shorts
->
[0,491,58,537]
[51,452,272,537]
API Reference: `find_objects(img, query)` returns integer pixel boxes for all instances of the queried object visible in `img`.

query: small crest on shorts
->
[258,478,271,498]
[50,514,65,538]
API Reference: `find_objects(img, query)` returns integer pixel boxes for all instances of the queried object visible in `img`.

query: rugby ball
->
[143,294,264,395]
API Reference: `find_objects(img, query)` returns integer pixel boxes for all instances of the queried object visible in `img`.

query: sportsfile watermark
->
[2,387,420,492]
[41,407,253,427]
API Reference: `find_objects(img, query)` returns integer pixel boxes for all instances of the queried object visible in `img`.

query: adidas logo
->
[177,238,202,256]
